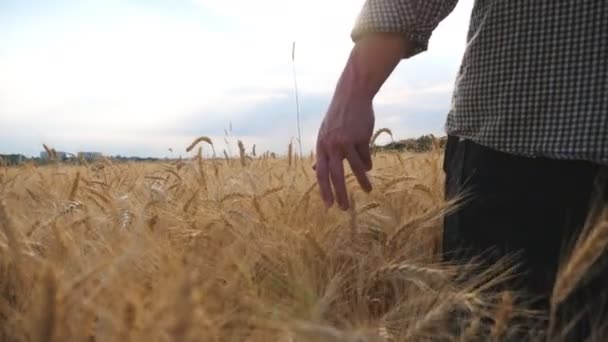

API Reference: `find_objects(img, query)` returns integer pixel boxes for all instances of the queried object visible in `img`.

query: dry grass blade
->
[373,263,451,283]
[252,196,266,222]
[36,268,58,342]
[174,161,186,171]
[349,194,358,240]
[460,316,481,342]
[491,291,514,338]
[197,146,207,190]
[387,206,446,253]
[380,176,417,192]
[68,172,81,201]
[83,186,113,207]
[165,168,183,182]
[358,202,381,215]
[223,149,231,163]
[260,186,284,199]
[183,191,199,213]
[303,231,328,263]
[370,262,452,293]
[220,192,249,204]
[0,199,24,258]
[291,322,384,342]
[404,292,479,340]
[289,181,319,219]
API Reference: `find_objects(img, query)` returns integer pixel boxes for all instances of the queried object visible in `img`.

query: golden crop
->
[0,139,605,341]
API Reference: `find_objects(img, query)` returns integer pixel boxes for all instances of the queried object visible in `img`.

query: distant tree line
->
[1,135,447,167]
[0,154,165,166]
[374,134,448,153]
[0,154,28,166]
[111,155,164,163]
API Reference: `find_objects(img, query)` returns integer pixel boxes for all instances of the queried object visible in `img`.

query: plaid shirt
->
[352,1,608,165]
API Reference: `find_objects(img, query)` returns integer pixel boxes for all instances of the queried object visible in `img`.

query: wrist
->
[336,60,376,101]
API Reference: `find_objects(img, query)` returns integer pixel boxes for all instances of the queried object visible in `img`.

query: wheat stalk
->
[197,146,207,190]
[186,136,214,153]
[238,140,247,167]
[371,128,393,146]
[288,141,293,169]
[552,208,608,307]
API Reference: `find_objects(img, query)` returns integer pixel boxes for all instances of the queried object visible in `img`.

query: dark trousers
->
[442,135,608,339]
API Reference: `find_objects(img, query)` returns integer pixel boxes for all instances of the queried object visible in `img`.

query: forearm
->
[336,33,416,100]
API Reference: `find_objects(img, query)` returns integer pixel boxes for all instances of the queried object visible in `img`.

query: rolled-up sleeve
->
[351,0,459,57]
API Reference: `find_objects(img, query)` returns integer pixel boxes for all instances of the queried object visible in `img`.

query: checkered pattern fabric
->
[352,0,608,165]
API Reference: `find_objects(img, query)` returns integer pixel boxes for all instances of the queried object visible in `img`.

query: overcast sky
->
[0,0,473,158]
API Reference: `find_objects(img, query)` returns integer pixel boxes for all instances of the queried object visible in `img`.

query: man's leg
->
[442,135,601,319]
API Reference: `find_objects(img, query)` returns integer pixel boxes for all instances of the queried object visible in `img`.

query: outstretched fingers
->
[315,149,334,208]
[345,146,372,193]
[357,143,373,171]
[328,153,349,210]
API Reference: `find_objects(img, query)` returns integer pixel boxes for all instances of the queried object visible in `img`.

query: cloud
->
[0,0,474,157]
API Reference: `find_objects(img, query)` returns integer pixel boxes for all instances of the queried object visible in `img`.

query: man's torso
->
[447,0,608,164]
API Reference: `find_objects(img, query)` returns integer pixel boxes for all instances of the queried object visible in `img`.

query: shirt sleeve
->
[351,0,459,57]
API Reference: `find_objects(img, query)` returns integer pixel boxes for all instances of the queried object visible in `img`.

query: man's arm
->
[316,0,459,210]
[339,34,413,100]
[315,34,414,210]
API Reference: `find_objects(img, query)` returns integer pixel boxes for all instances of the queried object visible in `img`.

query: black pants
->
[442,135,608,338]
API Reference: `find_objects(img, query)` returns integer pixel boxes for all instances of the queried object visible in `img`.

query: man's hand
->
[315,33,413,210]
[316,90,375,210]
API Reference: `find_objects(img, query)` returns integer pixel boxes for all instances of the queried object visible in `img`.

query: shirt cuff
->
[351,0,456,58]
[351,26,431,57]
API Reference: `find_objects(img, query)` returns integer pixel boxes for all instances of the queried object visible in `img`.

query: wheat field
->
[1,138,607,342]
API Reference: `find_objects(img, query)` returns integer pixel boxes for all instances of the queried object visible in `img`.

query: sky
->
[0,0,474,158]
